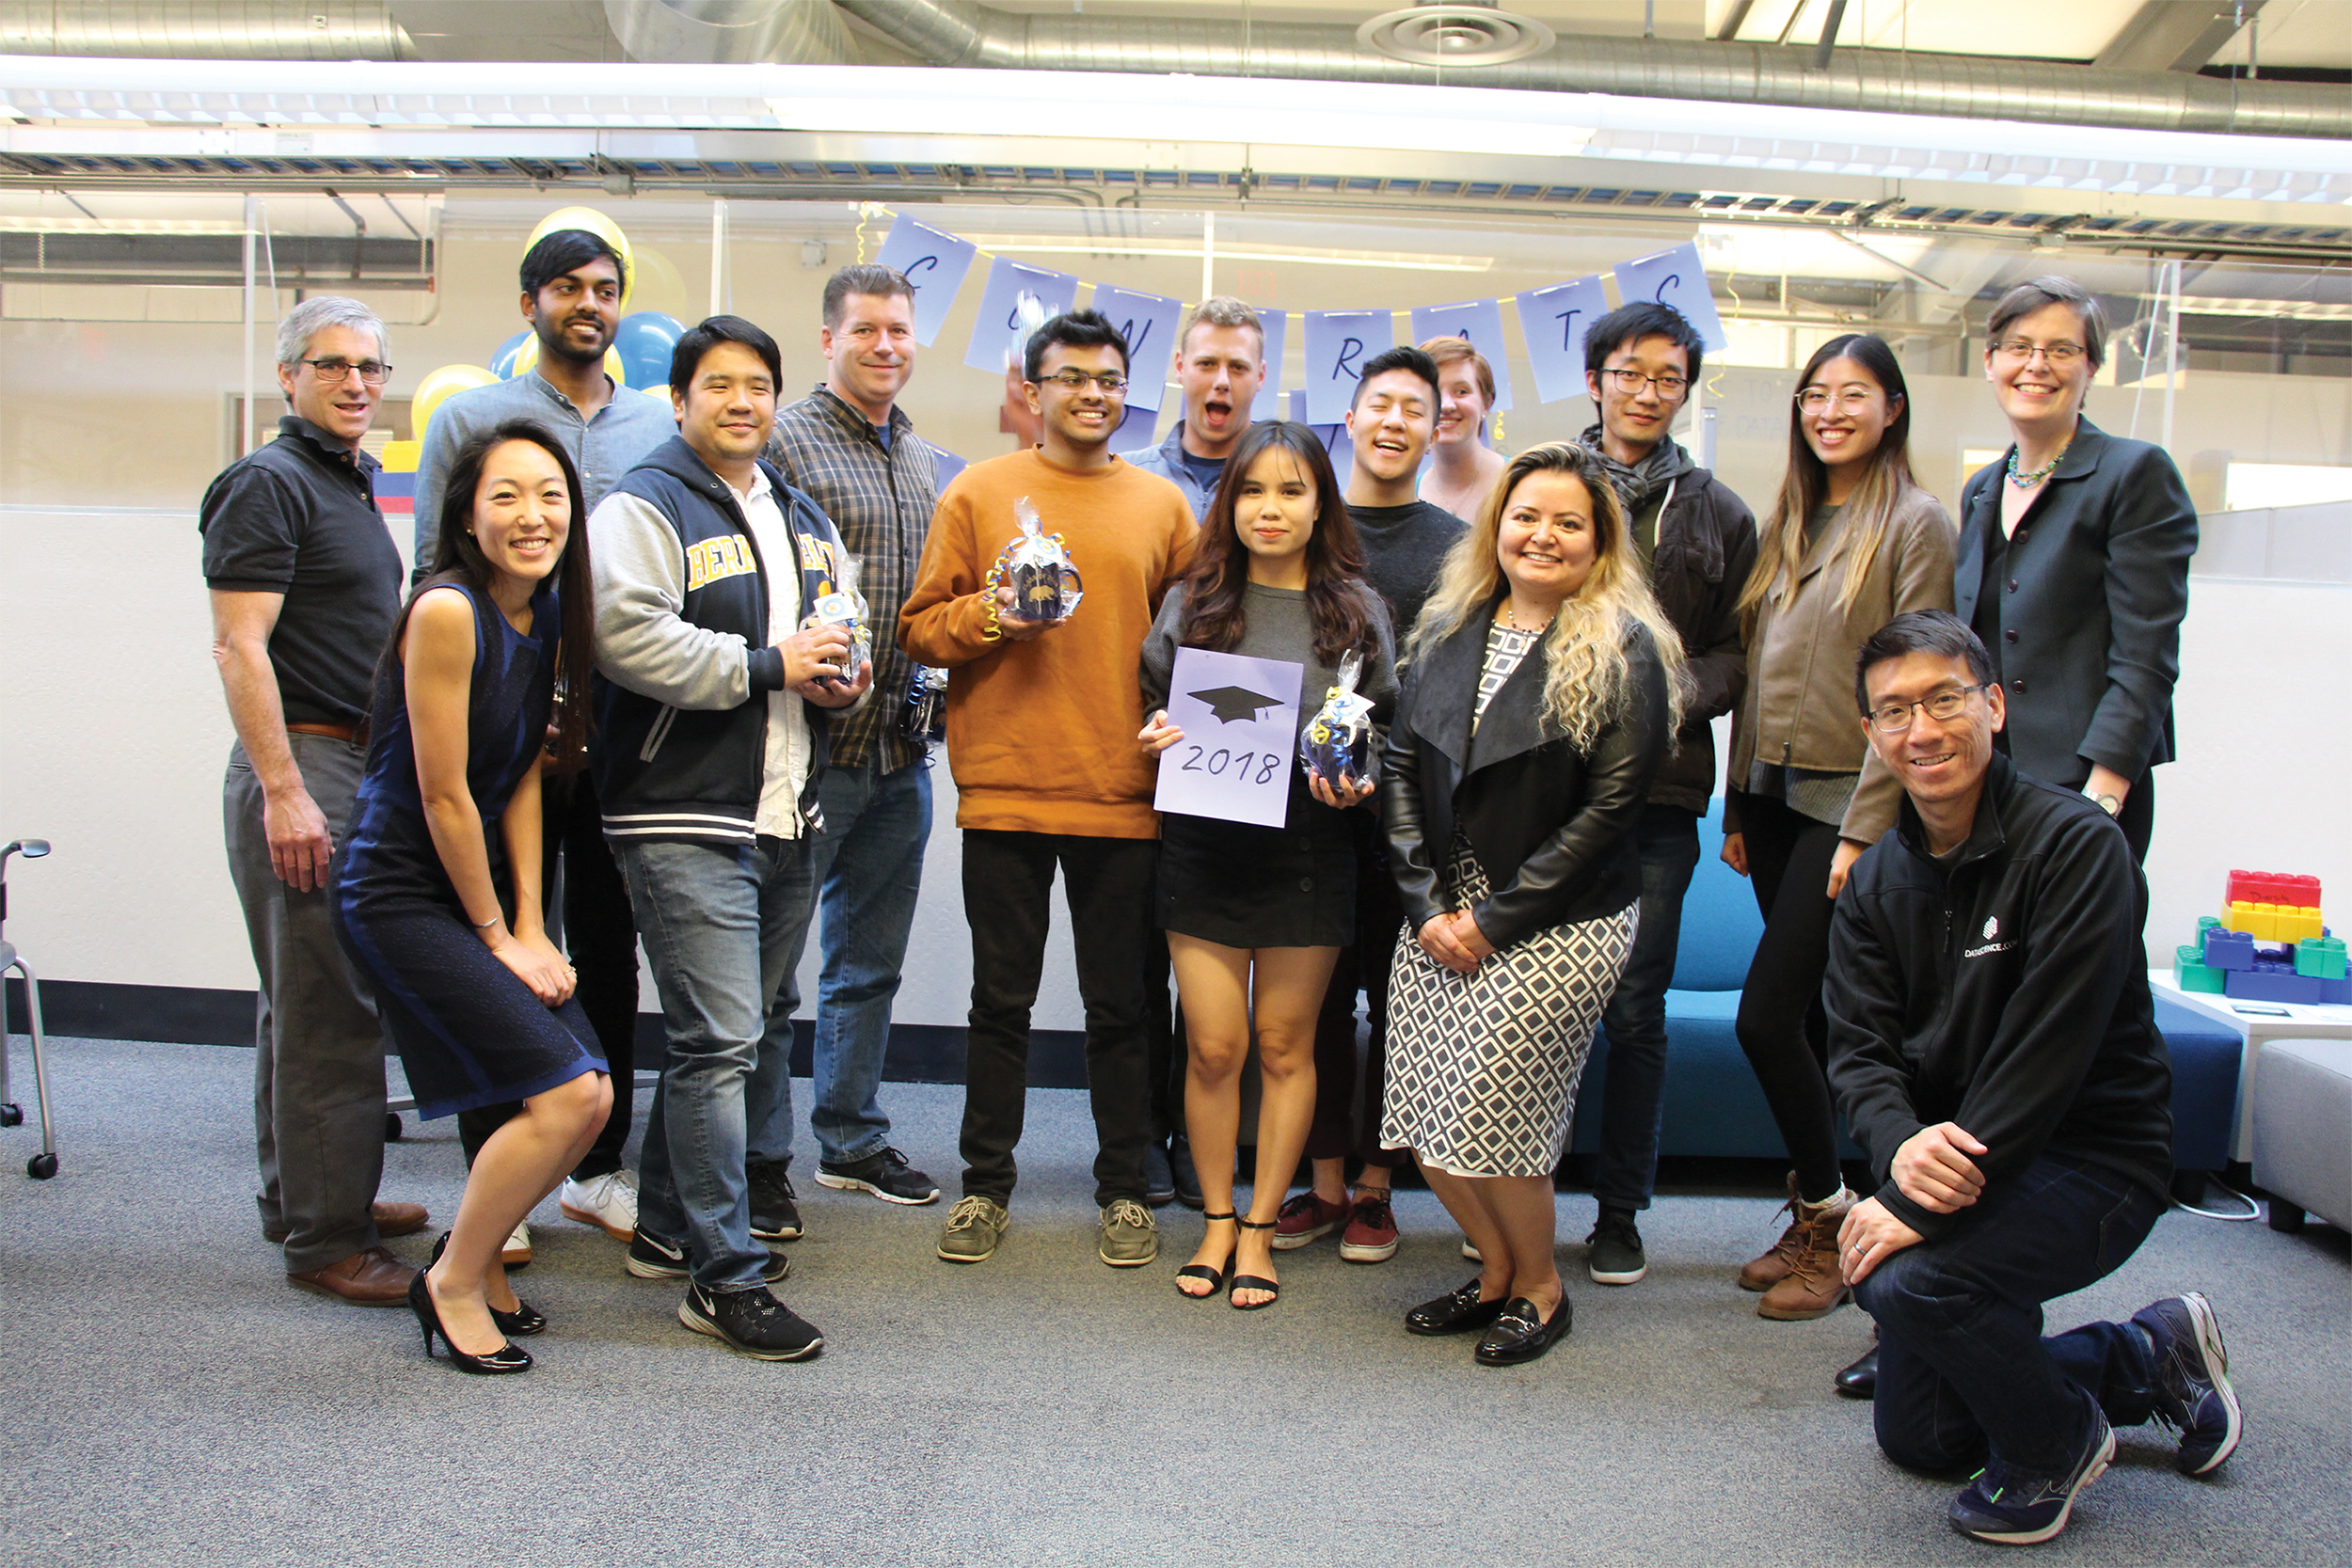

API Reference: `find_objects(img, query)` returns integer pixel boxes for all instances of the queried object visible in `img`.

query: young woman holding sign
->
[1139,420,1398,1309]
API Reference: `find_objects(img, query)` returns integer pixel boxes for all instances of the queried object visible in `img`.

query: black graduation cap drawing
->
[1187,685,1283,724]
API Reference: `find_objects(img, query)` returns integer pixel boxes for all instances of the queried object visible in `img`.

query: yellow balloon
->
[412,363,500,435]
[508,336,628,387]
[527,205,635,313]
[640,385,675,407]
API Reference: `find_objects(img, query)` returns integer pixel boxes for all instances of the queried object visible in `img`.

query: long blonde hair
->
[1409,441,1688,752]
[1738,332,1917,628]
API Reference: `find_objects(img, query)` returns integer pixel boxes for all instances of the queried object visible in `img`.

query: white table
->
[2150,969,2352,1161]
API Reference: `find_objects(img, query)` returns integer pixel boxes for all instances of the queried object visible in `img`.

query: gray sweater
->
[1141,579,1400,755]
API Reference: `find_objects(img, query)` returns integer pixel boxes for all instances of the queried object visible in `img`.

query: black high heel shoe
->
[1175,1212,1237,1300]
[431,1231,547,1337]
[1230,1217,1281,1310]
[408,1271,532,1374]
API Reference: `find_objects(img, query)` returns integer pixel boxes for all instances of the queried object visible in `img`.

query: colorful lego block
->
[2296,937,2347,979]
[2224,902,2284,940]
[2322,975,2352,1006]
[2225,960,2324,1006]
[2174,946,2227,993]
[2278,907,2325,943]
[2227,870,2324,910]
[2202,927,2256,971]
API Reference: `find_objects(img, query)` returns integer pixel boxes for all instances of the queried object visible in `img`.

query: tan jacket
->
[1725,485,1956,846]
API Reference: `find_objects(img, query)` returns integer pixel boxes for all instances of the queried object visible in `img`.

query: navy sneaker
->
[2135,1292,2243,1476]
[1948,1406,2114,1546]
[624,1228,787,1284]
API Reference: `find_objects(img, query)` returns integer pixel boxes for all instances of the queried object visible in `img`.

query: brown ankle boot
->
[1756,1189,1854,1322]
[1737,1172,1809,1291]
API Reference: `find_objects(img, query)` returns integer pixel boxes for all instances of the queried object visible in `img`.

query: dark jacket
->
[588,436,850,847]
[1956,419,2196,787]
[1382,606,1669,951]
[1643,466,1757,814]
[1824,752,2172,1241]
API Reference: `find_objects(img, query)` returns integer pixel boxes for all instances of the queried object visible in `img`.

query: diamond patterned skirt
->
[1379,836,1639,1179]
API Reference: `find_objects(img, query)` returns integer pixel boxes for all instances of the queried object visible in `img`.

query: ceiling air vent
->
[1356,0,1556,67]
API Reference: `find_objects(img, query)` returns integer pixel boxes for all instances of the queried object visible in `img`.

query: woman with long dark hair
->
[333,419,612,1373]
[1138,420,1398,1309]
[1721,334,1954,1323]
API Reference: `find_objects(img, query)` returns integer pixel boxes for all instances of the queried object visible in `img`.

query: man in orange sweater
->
[900,309,1196,1269]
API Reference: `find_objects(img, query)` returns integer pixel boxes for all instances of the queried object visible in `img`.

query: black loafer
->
[1406,1277,1509,1337]
[1474,1294,1573,1366]
[1835,1343,1880,1400]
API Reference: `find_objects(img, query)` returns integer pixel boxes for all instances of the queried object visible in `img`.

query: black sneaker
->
[677,1281,823,1361]
[2135,1292,2242,1475]
[748,1162,803,1243]
[1586,1207,1648,1285]
[625,1228,789,1284]
[815,1146,941,1206]
[1142,1140,1177,1208]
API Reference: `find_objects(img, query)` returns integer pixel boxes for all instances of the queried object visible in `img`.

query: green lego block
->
[2198,915,2222,932]
[2294,937,2346,979]
[2175,947,2227,993]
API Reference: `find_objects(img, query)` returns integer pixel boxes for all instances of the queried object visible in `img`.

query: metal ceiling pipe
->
[834,0,2352,139]
[604,0,855,64]
[0,0,413,59]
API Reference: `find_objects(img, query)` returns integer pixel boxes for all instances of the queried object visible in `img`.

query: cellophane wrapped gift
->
[1299,651,1376,787]
[805,577,871,690]
[993,496,1085,624]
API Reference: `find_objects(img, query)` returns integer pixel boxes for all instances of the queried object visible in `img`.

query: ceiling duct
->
[833,0,2352,139]
[1357,2,1554,69]
[603,0,854,64]
[0,0,413,59]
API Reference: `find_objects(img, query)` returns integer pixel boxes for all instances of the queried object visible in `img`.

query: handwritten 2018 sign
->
[1154,646,1304,828]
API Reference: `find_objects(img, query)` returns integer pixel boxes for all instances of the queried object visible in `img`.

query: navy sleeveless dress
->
[332,580,604,1120]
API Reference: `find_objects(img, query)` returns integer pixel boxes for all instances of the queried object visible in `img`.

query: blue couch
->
[1567,803,2244,1176]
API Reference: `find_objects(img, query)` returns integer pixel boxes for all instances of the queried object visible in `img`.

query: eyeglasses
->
[1992,339,2088,366]
[1601,367,1689,399]
[1867,682,1992,734]
[297,356,392,385]
[1036,369,1128,394]
[1797,388,1882,414]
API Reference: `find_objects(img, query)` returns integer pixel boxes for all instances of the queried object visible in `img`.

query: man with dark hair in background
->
[1283,344,1466,1267]
[758,262,945,1213]
[408,226,675,1263]
[589,315,866,1360]
[1130,295,1267,521]
[900,309,1195,1271]
[1572,300,1757,1288]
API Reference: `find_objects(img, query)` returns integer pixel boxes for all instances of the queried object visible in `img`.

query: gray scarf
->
[1577,424,1694,516]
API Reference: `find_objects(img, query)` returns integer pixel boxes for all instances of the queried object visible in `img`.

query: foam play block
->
[2202,927,2257,972]
[2225,961,2323,1006]
[2298,937,2349,979]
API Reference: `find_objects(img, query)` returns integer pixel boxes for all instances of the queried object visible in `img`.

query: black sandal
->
[1176,1212,1237,1300]
[1230,1217,1281,1310]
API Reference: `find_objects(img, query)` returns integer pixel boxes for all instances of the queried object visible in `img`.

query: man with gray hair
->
[201,295,422,1306]
[1130,295,1267,520]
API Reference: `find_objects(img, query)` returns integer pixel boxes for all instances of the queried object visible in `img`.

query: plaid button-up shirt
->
[765,385,942,774]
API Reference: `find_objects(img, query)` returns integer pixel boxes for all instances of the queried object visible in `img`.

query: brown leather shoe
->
[1756,1191,1854,1322]
[1737,1172,1809,1291]
[371,1201,429,1239]
[288,1244,417,1306]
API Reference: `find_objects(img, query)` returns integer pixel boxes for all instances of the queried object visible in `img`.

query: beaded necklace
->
[2005,438,2071,490]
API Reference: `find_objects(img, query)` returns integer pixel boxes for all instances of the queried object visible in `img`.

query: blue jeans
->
[1858,1154,2167,1478]
[1590,806,1702,1212]
[614,834,818,1291]
[776,756,932,1168]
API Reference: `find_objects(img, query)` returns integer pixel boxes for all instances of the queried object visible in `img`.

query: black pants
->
[1729,790,1846,1204]
[959,830,1155,1208]
[1308,812,1410,1168]
[456,771,640,1179]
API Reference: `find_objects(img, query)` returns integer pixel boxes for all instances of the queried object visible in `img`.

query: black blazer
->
[1955,420,2196,787]
[1382,606,1668,952]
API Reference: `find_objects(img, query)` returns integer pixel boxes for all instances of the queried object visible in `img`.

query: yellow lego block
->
[2225,901,2280,940]
[2278,906,2325,943]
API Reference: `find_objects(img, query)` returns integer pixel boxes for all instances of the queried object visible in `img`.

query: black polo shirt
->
[199,416,404,727]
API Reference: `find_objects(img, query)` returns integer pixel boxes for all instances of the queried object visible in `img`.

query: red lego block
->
[2226,870,2323,911]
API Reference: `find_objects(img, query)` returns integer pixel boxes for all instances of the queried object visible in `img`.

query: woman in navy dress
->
[334,419,611,1374]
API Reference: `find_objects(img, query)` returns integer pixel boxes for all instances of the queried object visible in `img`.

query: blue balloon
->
[615,311,686,393]
[488,329,532,379]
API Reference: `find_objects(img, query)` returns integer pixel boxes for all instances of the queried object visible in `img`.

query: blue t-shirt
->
[1177,448,1225,501]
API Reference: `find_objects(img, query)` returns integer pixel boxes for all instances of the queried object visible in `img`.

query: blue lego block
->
[2201,927,2256,972]
[2224,960,2323,1005]
[2322,975,2352,1006]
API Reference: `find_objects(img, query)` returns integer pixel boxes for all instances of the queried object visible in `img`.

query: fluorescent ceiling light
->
[959,234,1493,273]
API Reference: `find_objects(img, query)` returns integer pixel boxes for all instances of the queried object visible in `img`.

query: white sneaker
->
[1461,1237,1483,1262]
[501,1220,532,1267]
[560,1169,640,1241]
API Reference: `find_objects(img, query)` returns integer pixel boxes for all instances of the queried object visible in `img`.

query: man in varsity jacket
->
[590,315,866,1362]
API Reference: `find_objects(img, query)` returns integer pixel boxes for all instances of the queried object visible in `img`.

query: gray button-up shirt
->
[410,366,675,581]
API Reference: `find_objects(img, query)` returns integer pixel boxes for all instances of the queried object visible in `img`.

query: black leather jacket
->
[1383,605,1669,951]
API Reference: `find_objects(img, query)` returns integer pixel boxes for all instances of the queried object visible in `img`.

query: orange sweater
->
[899,449,1195,837]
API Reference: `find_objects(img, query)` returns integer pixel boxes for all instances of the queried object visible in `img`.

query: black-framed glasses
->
[1867,682,1993,734]
[1036,369,1128,394]
[297,356,392,385]
[1601,366,1689,398]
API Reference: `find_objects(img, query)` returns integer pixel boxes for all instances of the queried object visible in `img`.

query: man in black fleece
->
[1826,610,2240,1547]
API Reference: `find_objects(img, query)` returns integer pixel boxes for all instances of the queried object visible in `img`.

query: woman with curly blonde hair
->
[1379,440,1684,1366]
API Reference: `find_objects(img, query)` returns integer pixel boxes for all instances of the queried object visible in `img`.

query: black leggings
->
[1731,790,1848,1206]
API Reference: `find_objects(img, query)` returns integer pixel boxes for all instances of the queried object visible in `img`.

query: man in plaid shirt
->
[756,263,946,1213]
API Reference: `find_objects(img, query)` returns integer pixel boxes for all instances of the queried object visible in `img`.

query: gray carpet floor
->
[0,1035,2344,1567]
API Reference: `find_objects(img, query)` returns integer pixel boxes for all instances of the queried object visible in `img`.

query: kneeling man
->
[1827,610,2240,1546]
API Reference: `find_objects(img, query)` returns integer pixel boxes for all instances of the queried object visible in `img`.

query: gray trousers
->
[224,734,389,1272]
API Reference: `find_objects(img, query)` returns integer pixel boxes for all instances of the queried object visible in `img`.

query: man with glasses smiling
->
[900,309,1196,1270]
[203,296,426,1306]
[1825,610,2236,1547]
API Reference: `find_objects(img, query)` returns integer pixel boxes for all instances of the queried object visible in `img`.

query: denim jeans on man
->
[765,755,931,1167]
[1858,1152,2167,1478]
[614,834,817,1291]
[1589,804,1703,1212]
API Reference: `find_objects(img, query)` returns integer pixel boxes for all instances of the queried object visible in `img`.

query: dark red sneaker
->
[1339,1192,1400,1263]
[1271,1190,1348,1251]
